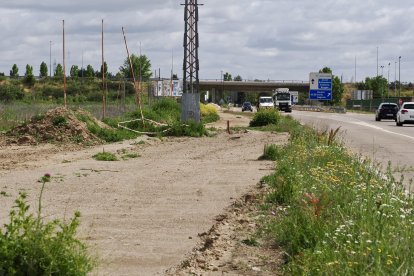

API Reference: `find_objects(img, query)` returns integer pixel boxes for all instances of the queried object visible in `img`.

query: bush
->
[258,144,282,161]
[249,109,280,127]
[0,83,25,102]
[93,151,118,161]
[200,103,220,123]
[0,175,94,275]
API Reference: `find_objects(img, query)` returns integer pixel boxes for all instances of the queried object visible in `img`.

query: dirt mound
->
[7,107,104,145]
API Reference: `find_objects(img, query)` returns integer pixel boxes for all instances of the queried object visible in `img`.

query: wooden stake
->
[102,19,106,119]
[122,27,145,125]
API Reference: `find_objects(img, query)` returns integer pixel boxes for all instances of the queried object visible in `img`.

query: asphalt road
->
[288,110,414,190]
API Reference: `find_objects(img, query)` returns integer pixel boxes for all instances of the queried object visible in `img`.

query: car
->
[241,102,253,112]
[375,103,398,121]
[396,102,414,126]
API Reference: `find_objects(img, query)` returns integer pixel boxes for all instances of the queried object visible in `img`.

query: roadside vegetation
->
[0,174,94,275]
[252,114,414,274]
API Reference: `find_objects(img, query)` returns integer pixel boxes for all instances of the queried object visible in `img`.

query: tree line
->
[5,54,153,84]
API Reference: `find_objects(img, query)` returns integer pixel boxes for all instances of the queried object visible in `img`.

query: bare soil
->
[0,110,286,275]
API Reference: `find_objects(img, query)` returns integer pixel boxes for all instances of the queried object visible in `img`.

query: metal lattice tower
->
[181,0,202,122]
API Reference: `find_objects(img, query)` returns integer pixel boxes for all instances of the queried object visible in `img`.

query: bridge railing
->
[200,79,308,84]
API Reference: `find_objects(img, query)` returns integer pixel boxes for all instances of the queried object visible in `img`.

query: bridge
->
[198,80,310,103]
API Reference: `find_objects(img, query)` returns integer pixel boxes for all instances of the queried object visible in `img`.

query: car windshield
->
[381,104,397,109]
[276,93,290,100]
[260,98,272,103]
[243,102,251,106]
[403,104,414,109]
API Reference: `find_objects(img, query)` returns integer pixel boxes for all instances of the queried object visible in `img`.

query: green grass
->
[92,151,118,161]
[0,174,94,275]
[259,116,414,275]
[258,144,283,161]
[249,109,280,127]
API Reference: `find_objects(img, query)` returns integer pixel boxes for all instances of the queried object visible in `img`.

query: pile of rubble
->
[7,107,104,145]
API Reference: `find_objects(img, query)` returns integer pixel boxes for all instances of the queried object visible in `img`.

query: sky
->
[1,0,414,83]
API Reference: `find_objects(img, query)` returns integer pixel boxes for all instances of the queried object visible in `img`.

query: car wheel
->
[396,118,403,126]
[375,116,380,121]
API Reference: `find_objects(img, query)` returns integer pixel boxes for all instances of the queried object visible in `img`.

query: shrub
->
[249,109,280,127]
[0,83,25,102]
[200,103,220,123]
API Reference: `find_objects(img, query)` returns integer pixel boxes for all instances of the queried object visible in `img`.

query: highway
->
[288,110,414,189]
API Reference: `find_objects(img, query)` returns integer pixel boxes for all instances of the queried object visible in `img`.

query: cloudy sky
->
[1,0,414,82]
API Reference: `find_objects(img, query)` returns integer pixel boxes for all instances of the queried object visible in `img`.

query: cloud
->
[1,0,414,83]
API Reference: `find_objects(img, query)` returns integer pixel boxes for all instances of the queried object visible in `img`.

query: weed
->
[259,144,282,161]
[122,153,140,160]
[0,174,94,274]
[52,115,67,126]
[242,237,259,247]
[92,151,118,161]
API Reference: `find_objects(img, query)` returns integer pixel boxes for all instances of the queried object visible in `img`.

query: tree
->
[223,72,232,81]
[70,65,79,79]
[119,54,152,81]
[319,67,344,105]
[10,64,19,78]
[362,76,388,98]
[85,65,95,79]
[54,64,64,78]
[40,62,48,78]
[234,75,242,81]
[24,64,35,86]
[99,62,108,78]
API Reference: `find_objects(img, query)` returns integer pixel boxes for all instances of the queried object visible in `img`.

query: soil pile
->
[7,107,104,145]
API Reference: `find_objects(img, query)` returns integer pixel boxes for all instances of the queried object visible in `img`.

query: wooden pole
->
[102,19,106,119]
[63,20,67,108]
[122,27,144,124]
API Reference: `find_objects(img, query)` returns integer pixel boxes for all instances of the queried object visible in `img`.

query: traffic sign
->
[309,72,332,100]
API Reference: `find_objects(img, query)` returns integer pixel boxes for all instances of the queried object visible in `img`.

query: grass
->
[92,151,118,161]
[258,144,283,161]
[258,115,414,274]
[0,174,94,275]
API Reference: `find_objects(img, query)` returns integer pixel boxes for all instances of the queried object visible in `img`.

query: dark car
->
[375,103,398,121]
[241,102,253,112]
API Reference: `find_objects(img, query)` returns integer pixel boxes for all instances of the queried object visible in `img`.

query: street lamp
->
[380,65,384,76]
[49,41,52,77]
[399,56,401,100]
[395,61,397,96]
[387,62,390,98]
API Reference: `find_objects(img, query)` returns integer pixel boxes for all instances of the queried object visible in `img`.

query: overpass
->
[198,80,309,103]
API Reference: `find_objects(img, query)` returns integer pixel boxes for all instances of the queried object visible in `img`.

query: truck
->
[257,96,274,110]
[272,88,292,112]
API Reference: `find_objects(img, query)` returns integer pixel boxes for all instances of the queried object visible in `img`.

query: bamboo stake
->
[122,27,144,124]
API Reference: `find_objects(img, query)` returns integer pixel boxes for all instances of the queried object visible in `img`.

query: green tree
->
[223,72,232,81]
[234,75,242,81]
[70,65,79,79]
[85,65,95,79]
[119,54,152,81]
[54,64,64,78]
[40,62,48,78]
[10,64,19,78]
[99,61,108,78]
[319,67,344,105]
[363,76,388,98]
[24,64,35,86]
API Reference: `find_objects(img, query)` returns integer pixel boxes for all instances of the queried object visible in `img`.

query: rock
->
[17,135,36,145]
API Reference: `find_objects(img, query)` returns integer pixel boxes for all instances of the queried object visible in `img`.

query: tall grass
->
[262,117,414,274]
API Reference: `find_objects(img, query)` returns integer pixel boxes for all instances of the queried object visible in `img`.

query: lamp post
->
[49,41,52,77]
[380,65,384,76]
[387,62,390,98]
[394,61,397,96]
[399,56,401,100]
[380,65,384,101]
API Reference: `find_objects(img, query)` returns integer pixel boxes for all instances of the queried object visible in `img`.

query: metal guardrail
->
[293,105,347,114]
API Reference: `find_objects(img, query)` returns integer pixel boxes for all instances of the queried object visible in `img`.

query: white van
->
[258,96,273,110]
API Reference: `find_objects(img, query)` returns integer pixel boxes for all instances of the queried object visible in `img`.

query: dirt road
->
[0,111,286,275]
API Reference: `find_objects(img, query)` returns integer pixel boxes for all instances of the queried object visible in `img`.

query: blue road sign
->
[309,72,333,101]
[310,89,332,100]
